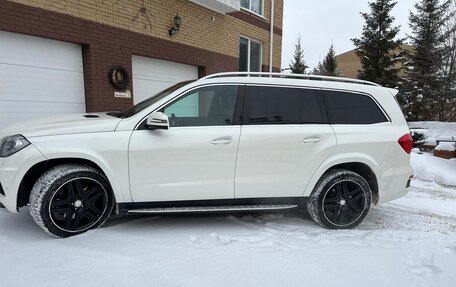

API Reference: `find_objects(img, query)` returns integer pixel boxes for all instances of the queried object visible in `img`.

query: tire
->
[30,164,114,238]
[307,169,372,229]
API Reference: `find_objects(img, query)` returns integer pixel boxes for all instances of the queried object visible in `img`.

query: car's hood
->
[0,113,122,138]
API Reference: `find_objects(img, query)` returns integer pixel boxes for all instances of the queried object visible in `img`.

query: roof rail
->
[200,72,381,87]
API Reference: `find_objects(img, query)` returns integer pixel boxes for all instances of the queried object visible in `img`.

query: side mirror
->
[145,112,169,130]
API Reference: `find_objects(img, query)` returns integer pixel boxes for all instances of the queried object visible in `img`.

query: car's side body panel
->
[128,126,241,202]
[235,124,337,198]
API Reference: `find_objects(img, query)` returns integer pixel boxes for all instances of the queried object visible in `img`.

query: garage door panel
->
[0,31,83,72]
[0,64,85,103]
[0,31,85,129]
[132,55,198,104]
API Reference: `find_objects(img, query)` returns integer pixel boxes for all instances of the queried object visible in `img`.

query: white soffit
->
[189,0,240,14]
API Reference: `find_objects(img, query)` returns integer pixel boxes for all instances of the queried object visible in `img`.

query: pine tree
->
[289,36,308,74]
[313,44,341,76]
[403,0,451,121]
[440,0,456,121]
[351,0,404,87]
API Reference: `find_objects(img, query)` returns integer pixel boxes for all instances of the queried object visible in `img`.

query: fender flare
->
[39,151,129,203]
[302,153,380,197]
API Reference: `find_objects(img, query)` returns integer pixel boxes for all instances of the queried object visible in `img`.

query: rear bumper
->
[0,144,47,213]
[377,164,414,204]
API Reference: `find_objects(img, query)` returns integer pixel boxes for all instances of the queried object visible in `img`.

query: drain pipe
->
[269,0,275,74]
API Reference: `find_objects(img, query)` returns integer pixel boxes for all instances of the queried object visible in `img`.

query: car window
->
[245,86,323,125]
[324,90,388,124]
[162,85,239,127]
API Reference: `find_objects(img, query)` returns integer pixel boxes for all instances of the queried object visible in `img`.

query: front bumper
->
[0,143,46,212]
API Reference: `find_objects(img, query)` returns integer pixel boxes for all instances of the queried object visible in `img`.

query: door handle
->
[302,136,321,144]
[211,136,233,145]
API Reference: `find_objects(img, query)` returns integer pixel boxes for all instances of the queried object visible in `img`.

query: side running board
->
[127,204,298,214]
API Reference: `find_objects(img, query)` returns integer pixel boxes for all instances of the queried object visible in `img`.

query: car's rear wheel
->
[307,169,371,229]
[30,164,113,238]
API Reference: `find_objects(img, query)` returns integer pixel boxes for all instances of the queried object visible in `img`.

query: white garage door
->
[132,55,198,104]
[0,31,85,129]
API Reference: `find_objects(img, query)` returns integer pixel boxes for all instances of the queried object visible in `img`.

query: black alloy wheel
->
[307,169,372,229]
[322,180,367,226]
[30,164,114,238]
[49,178,109,232]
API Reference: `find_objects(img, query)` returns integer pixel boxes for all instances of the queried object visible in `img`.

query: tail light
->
[398,134,413,154]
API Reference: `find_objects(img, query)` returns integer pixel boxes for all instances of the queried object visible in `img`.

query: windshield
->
[116,80,194,118]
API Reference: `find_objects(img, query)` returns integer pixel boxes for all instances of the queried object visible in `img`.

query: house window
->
[241,0,263,15]
[239,37,262,72]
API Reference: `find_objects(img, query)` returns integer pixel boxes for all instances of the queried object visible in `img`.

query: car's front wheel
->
[30,164,113,238]
[307,169,372,229]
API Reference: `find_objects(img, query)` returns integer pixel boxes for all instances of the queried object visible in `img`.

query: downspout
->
[269,0,275,74]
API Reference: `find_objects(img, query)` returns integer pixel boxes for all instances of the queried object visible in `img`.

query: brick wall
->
[8,0,283,69]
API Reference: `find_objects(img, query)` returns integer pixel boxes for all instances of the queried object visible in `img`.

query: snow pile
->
[435,142,456,151]
[411,152,456,187]
[408,121,456,138]
[409,122,456,147]
[437,135,456,141]
[424,138,437,145]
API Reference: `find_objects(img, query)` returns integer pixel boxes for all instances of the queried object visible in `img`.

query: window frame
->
[241,84,329,125]
[239,36,263,73]
[240,0,265,17]
[322,89,391,125]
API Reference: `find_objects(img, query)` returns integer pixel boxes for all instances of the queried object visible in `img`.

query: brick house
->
[335,45,413,79]
[0,0,283,128]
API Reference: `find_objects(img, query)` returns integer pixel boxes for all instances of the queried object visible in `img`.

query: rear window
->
[245,86,324,125]
[324,91,388,124]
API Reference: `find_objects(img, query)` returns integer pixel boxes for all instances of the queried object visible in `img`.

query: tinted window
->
[325,91,388,124]
[245,86,323,124]
[163,86,238,127]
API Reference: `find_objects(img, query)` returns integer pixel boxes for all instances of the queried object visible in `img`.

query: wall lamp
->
[169,13,182,36]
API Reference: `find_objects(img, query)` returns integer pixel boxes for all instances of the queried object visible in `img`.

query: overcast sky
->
[281,0,417,70]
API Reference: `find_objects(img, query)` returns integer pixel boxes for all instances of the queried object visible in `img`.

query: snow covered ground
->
[1,152,455,287]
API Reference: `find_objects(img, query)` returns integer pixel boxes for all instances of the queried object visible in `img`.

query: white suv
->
[0,72,413,238]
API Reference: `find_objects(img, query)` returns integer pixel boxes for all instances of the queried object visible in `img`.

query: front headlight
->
[0,135,31,158]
